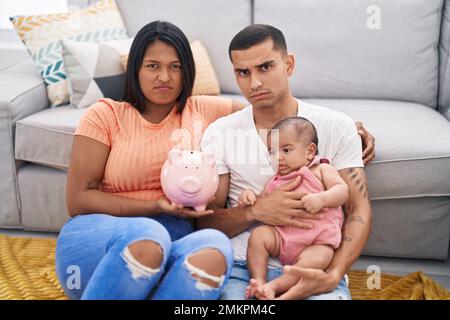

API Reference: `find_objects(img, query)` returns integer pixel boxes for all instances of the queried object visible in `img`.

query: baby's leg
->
[260,244,334,299]
[246,225,280,298]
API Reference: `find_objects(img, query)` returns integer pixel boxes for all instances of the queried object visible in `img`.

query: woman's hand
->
[157,197,214,218]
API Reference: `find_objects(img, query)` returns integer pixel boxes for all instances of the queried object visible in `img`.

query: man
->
[199,24,373,300]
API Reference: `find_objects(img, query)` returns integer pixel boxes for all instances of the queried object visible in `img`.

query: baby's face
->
[268,127,315,175]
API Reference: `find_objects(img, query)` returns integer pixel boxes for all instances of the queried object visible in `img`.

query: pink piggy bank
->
[160,149,219,212]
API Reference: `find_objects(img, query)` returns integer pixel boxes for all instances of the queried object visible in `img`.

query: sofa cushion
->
[190,40,221,96]
[255,0,443,108]
[303,99,450,199]
[10,0,128,106]
[115,0,251,94]
[15,105,85,171]
[62,38,133,109]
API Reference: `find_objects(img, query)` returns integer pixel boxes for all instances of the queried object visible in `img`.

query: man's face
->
[230,39,294,109]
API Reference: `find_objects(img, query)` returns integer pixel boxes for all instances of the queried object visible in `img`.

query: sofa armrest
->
[0,58,49,228]
[0,58,49,118]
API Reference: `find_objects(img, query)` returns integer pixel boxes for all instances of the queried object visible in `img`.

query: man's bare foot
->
[245,278,265,299]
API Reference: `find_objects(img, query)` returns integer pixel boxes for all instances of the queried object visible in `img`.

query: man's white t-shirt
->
[201,99,364,268]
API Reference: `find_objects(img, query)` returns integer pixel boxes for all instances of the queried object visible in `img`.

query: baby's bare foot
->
[254,282,276,300]
[246,278,264,299]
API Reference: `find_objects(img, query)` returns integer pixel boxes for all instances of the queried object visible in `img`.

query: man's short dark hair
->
[228,24,287,60]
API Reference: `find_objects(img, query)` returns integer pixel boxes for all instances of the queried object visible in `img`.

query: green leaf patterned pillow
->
[10,0,128,107]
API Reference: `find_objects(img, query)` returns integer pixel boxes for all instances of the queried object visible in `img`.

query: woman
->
[55,21,244,300]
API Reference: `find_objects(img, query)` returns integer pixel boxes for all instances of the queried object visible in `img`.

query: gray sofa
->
[1,0,450,260]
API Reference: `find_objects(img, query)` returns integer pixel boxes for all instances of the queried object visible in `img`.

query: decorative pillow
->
[62,38,133,109]
[120,54,128,71]
[120,54,129,72]
[10,0,128,107]
[190,40,221,96]
[120,40,221,96]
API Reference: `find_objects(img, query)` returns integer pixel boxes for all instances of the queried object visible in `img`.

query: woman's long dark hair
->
[122,21,196,114]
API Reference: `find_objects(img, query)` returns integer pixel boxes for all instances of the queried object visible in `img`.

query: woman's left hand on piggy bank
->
[157,197,214,218]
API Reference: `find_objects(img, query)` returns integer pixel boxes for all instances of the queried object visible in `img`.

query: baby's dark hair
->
[271,117,319,153]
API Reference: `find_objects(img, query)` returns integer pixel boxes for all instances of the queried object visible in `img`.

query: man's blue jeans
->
[221,260,351,300]
[55,213,233,300]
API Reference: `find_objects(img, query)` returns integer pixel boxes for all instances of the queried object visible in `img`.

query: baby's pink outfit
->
[264,156,343,265]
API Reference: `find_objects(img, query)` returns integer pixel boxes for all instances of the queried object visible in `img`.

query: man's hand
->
[275,266,341,300]
[356,121,375,165]
[301,193,324,214]
[249,176,323,229]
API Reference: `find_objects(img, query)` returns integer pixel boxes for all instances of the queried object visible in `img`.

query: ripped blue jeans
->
[55,213,233,300]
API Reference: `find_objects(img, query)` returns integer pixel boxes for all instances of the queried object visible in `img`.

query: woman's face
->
[138,40,183,107]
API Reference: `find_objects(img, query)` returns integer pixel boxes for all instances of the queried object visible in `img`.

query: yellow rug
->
[1,234,449,300]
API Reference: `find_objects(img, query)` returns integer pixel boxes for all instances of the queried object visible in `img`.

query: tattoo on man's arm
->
[342,236,352,242]
[347,168,369,200]
[346,216,365,225]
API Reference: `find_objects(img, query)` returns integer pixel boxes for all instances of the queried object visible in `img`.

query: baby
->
[238,117,349,300]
